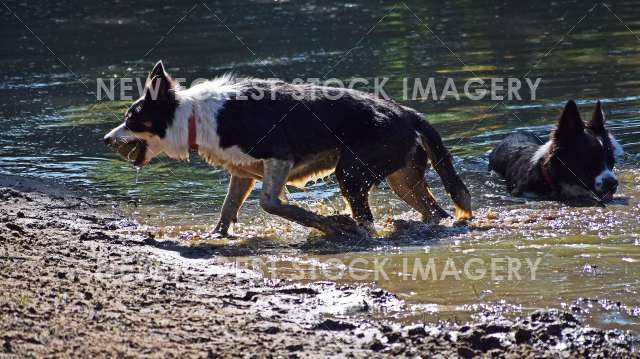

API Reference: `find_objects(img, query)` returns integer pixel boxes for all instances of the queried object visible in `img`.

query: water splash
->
[134,166,140,184]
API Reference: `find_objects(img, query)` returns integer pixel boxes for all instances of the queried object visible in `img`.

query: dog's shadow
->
[143,219,471,260]
[523,196,630,208]
[560,196,629,207]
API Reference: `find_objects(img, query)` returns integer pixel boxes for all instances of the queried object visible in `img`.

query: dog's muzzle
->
[103,134,118,148]
[103,123,129,149]
[595,177,618,201]
[103,129,148,166]
[594,170,618,201]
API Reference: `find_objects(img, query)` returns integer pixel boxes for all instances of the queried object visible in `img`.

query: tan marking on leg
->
[386,166,449,223]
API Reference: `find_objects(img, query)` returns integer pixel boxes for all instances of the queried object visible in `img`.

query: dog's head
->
[103,60,183,167]
[545,100,623,200]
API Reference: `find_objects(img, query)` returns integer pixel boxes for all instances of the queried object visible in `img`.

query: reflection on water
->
[1,0,640,330]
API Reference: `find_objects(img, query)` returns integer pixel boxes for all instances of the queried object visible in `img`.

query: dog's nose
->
[602,176,618,194]
[103,135,114,146]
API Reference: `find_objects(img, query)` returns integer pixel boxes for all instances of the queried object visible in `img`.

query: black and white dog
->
[104,61,472,237]
[489,100,623,201]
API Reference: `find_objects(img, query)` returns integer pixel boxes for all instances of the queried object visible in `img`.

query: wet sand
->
[0,176,637,358]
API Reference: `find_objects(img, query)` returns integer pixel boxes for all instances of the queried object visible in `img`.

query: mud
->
[0,176,638,358]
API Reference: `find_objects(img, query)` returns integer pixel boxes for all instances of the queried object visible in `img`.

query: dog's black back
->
[217,80,417,167]
[489,132,550,195]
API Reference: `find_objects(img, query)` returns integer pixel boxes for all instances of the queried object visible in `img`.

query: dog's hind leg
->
[260,159,366,237]
[386,165,450,224]
[214,176,255,235]
[415,118,472,219]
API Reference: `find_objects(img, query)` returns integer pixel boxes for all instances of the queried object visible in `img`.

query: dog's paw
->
[198,224,237,240]
[208,221,238,239]
[452,217,471,227]
[323,215,369,238]
[203,231,228,240]
[207,229,241,240]
[422,208,451,225]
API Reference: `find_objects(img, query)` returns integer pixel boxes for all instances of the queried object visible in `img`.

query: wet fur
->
[489,100,622,200]
[104,61,472,236]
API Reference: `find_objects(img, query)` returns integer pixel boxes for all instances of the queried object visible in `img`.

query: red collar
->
[539,161,553,185]
[188,111,198,152]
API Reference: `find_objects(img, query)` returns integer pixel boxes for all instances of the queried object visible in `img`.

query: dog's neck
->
[173,82,233,158]
[173,80,258,167]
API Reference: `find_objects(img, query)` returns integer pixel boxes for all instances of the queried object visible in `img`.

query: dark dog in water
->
[103,61,472,237]
[489,100,623,201]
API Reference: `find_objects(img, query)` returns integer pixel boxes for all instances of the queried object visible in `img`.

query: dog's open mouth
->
[115,139,148,167]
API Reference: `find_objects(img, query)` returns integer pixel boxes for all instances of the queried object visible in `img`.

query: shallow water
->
[1,0,640,331]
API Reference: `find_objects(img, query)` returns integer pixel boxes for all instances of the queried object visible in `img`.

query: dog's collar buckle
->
[188,111,198,152]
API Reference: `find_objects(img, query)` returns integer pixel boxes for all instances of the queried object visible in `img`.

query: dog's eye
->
[125,116,153,132]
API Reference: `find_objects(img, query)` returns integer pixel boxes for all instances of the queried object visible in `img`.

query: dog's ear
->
[145,60,174,102]
[556,100,584,137]
[149,60,167,80]
[587,100,606,134]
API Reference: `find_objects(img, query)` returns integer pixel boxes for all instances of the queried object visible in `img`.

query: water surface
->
[1,0,640,331]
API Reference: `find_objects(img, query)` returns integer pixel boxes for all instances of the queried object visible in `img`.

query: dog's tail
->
[414,116,472,220]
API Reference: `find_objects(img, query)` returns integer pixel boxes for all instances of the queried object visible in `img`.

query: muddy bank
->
[0,177,637,358]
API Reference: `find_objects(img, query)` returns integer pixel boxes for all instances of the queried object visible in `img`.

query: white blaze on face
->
[593,134,622,194]
[103,123,134,144]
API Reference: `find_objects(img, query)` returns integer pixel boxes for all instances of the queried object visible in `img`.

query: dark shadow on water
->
[143,220,472,259]
[558,196,628,207]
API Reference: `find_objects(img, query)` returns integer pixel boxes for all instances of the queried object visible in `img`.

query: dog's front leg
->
[213,176,255,236]
[260,159,353,235]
